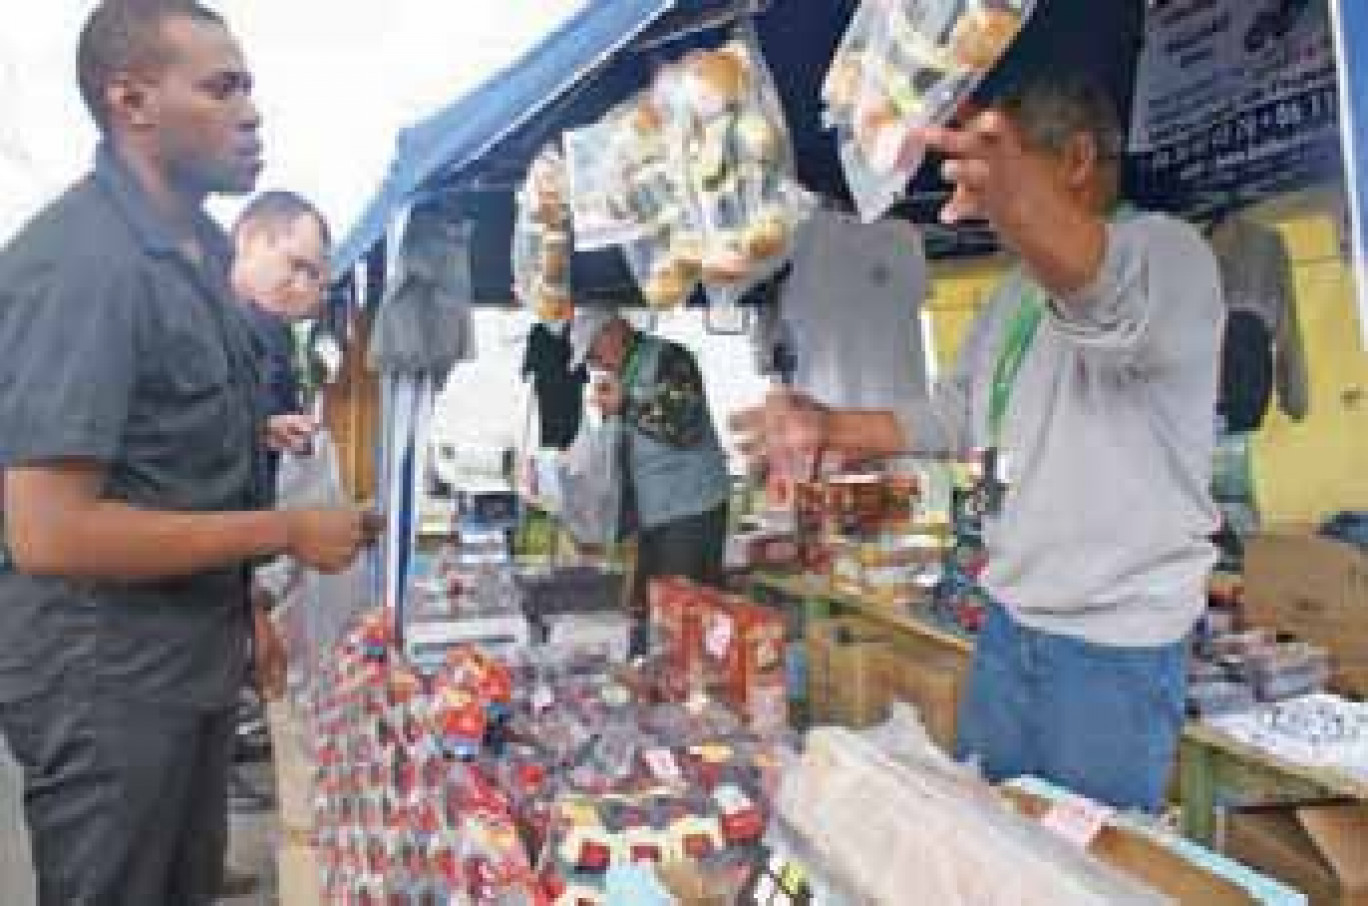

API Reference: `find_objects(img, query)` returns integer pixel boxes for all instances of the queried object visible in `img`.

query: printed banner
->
[1129,0,1342,215]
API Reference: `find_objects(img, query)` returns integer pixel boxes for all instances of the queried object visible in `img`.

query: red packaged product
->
[700,597,785,724]
[714,784,765,845]
[649,577,716,688]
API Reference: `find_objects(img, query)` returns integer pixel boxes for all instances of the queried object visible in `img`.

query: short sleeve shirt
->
[0,146,271,709]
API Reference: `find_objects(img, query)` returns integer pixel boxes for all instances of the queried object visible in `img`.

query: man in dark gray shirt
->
[0,3,371,903]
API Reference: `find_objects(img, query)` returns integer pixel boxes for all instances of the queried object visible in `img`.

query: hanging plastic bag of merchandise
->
[610,67,707,309]
[620,221,704,310]
[271,430,371,687]
[670,32,813,308]
[556,417,623,548]
[565,98,682,252]
[512,145,575,324]
[824,0,1036,222]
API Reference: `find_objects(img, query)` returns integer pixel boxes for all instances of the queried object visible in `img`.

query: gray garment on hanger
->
[1208,215,1309,421]
[752,208,931,409]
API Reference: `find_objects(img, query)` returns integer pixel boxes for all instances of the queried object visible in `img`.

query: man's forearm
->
[10,502,291,583]
[826,409,909,459]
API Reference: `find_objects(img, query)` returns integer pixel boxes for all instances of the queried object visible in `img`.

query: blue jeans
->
[954,603,1187,812]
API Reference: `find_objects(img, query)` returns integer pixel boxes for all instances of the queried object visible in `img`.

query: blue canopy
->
[336,0,1153,294]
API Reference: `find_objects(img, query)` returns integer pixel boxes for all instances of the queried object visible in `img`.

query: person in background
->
[222,192,332,851]
[230,191,332,701]
[734,74,1225,812]
[570,310,732,657]
[0,3,371,903]
[232,191,331,467]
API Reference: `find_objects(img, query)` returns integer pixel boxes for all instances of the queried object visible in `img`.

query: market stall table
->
[1179,719,1368,846]
[745,570,975,663]
[744,569,1368,855]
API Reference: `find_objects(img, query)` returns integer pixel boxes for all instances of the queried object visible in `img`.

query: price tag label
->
[643,747,682,782]
[1040,794,1113,849]
[706,614,734,660]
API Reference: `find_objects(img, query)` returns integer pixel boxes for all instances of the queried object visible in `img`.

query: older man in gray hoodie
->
[735,74,1224,811]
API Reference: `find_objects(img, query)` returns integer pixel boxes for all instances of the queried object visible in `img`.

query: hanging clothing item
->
[753,208,930,409]
[521,321,587,449]
[369,210,477,379]
[1209,215,1308,430]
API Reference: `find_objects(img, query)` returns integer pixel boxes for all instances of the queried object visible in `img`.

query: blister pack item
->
[1187,679,1257,718]
[565,103,673,253]
[621,225,703,310]
[513,146,575,324]
[669,35,812,307]
[824,0,1036,221]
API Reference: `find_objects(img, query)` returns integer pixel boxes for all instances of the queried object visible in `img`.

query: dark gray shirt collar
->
[92,142,232,267]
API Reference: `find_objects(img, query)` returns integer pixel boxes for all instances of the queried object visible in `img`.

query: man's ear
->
[106,72,158,131]
[1063,132,1101,191]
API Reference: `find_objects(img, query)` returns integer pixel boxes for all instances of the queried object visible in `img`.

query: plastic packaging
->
[555,419,622,547]
[567,34,810,308]
[512,146,575,324]
[620,225,703,310]
[565,103,671,252]
[775,707,1172,905]
[1187,679,1257,718]
[670,35,812,307]
[824,0,1036,221]
[275,430,372,693]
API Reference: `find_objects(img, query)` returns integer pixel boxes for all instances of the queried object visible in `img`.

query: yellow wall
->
[1247,196,1368,522]
[924,194,1368,523]
[924,255,1007,378]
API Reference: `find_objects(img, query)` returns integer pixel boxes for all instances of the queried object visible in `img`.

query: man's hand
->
[250,593,287,701]
[730,388,830,469]
[282,508,374,574]
[264,413,317,455]
[913,111,1108,295]
[590,374,625,418]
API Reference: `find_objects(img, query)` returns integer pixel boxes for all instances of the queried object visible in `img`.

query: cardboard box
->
[1243,529,1368,696]
[807,617,891,727]
[877,649,965,751]
[1005,790,1261,905]
[1226,805,1368,906]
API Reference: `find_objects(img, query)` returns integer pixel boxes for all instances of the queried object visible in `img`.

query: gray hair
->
[996,74,1126,162]
[233,190,331,247]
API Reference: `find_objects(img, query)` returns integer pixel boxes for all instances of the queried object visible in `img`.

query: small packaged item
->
[513,145,576,323]
[621,226,703,310]
[565,102,672,252]
[1187,679,1256,717]
[670,36,812,307]
[823,0,1036,220]
[1244,642,1332,701]
[714,783,766,845]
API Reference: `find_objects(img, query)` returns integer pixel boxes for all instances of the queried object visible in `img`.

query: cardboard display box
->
[1243,529,1368,696]
[877,647,965,752]
[1226,805,1368,906]
[807,617,891,728]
